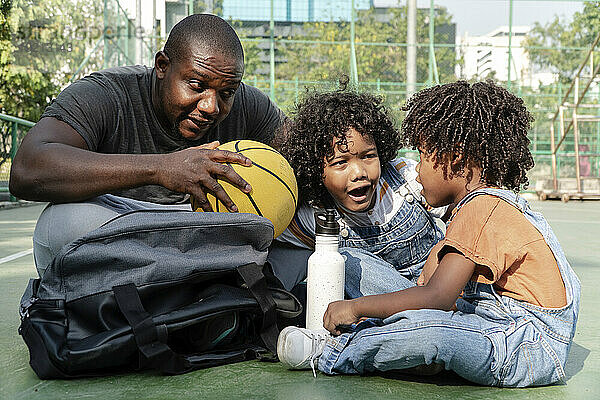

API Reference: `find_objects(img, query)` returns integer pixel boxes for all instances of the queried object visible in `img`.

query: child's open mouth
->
[347,185,371,202]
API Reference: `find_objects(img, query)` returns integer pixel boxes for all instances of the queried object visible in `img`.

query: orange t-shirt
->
[421,194,567,308]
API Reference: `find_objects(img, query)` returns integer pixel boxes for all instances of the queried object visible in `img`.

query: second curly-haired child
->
[277,80,581,387]
[273,88,447,299]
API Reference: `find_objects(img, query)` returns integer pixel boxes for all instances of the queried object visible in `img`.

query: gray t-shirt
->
[42,65,284,204]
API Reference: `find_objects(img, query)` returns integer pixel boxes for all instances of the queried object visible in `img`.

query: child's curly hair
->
[401,80,534,191]
[276,89,401,207]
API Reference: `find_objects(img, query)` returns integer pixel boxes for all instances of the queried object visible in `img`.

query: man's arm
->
[322,250,475,335]
[9,117,254,211]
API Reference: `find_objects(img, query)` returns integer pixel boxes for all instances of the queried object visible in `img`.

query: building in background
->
[111,1,548,91]
[111,0,373,68]
[221,0,371,22]
[457,26,557,88]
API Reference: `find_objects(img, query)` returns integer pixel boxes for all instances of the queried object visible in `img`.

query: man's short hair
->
[163,14,244,65]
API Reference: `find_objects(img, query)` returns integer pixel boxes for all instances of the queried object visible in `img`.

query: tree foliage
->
[275,6,456,85]
[525,2,600,83]
[245,6,457,113]
[0,0,103,122]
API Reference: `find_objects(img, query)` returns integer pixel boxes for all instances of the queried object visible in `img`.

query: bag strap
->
[236,263,279,353]
[113,283,192,374]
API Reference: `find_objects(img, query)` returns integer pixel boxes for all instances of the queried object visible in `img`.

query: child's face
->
[415,148,455,208]
[323,128,381,212]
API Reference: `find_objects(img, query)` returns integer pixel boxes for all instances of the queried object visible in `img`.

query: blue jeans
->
[319,308,498,385]
[317,188,580,387]
[341,247,417,298]
[338,162,444,295]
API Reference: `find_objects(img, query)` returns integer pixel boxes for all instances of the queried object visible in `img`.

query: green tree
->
[270,5,457,113]
[525,2,600,83]
[0,0,13,86]
[276,6,455,84]
[1,0,104,173]
[0,0,103,122]
[194,0,224,15]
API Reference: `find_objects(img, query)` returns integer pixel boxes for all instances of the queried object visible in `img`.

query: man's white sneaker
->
[277,326,330,377]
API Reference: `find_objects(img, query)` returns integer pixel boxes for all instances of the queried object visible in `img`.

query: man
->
[9,14,284,277]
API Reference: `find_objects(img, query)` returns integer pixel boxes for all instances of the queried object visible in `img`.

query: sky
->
[374,0,585,36]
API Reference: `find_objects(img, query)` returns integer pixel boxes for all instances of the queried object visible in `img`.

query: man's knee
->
[33,200,123,276]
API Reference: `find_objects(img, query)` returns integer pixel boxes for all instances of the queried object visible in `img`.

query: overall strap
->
[380,161,408,192]
[451,188,528,223]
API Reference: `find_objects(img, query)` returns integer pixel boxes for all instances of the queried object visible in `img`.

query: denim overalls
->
[318,188,581,387]
[339,162,444,297]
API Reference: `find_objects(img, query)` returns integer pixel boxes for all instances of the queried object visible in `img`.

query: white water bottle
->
[306,209,345,330]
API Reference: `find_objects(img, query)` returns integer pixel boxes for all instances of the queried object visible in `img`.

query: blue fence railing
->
[0,113,35,201]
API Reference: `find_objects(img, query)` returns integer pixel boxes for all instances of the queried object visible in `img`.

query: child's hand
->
[323,299,359,335]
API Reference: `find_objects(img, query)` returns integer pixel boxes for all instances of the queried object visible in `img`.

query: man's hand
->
[323,299,360,336]
[10,118,256,207]
[157,141,253,212]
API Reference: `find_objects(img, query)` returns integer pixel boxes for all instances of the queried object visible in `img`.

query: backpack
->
[18,210,301,379]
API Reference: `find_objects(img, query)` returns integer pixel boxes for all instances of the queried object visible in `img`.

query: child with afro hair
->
[277,80,580,388]
[273,84,447,299]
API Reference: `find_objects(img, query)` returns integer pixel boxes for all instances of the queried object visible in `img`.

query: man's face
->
[155,47,244,140]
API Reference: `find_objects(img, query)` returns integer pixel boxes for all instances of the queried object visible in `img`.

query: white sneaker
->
[277,326,330,377]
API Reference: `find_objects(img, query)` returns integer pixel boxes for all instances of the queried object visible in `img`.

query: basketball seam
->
[245,192,263,216]
[233,140,282,155]
[249,160,297,206]
[215,160,262,217]
[239,147,281,154]
[234,151,298,206]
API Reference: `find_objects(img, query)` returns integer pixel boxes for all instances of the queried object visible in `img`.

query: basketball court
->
[1,0,600,398]
[1,200,598,400]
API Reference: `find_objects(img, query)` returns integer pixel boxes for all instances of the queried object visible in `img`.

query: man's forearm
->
[10,143,163,203]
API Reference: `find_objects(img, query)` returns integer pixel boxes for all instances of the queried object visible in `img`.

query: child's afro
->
[401,80,534,191]
[275,88,401,207]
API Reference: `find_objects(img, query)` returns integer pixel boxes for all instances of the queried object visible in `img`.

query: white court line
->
[0,249,33,265]
[547,219,600,225]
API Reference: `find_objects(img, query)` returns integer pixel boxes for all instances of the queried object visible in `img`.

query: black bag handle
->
[113,283,193,374]
[113,263,281,374]
[236,263,279,353]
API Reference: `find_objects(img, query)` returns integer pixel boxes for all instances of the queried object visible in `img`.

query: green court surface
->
[1,201,599,400]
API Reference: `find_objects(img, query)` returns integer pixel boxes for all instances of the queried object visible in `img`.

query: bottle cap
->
[314,209,339,235]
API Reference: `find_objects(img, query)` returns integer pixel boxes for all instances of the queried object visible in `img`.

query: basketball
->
[191,140,298,238]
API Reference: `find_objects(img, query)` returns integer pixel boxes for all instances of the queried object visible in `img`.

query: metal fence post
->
[9,123,18,202]
[428,0,434,86]
[295,77,299,103]
[103,0,109,69]
[269,0,275,100]
[406,0,417,97]
[507,0,513,90]
[349,0,358,86]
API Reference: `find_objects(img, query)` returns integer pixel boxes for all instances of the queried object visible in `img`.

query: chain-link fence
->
[100,0,600,196]
[2,0,599,198]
